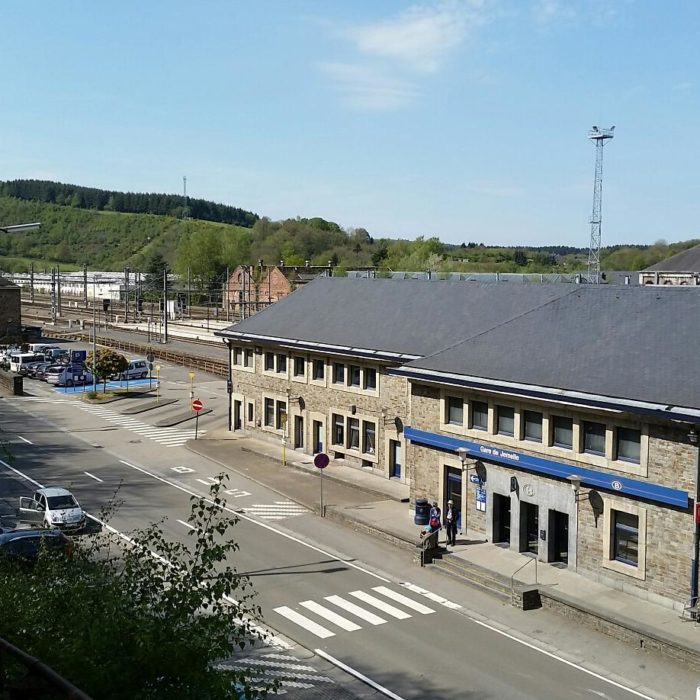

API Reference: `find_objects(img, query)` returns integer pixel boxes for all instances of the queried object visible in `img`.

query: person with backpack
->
[429,501,441,532]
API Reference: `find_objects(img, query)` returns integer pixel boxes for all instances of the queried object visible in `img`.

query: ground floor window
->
[264,398,274,427]
[348,418,360,450]
[332,413,344,446]
[362,421,376,454]
[276,401,287,431]
[612,510,639,566]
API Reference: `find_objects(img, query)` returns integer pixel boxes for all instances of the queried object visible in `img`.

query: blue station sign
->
[404,426,689,509]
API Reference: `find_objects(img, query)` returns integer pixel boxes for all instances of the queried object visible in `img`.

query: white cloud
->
[345,0,484,74]
[321,62,420,110]
[320,1,490,110]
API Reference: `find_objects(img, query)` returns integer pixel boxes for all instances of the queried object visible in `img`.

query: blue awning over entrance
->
[404,426,689,509]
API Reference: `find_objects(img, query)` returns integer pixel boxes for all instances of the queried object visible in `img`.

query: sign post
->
[281,414,288,467]
[313,453,329,517]
[192,398,204,440]
[188,371,195,412]
[147,351,155,389]
[155,364,161,403]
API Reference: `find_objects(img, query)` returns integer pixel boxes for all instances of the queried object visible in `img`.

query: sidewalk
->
[187,431,700,670]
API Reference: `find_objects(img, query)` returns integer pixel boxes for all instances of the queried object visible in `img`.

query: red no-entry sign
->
[192,398,204,412]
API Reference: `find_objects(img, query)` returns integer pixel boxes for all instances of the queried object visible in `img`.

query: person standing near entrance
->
[429,501,441,532]
[445,499,457,546]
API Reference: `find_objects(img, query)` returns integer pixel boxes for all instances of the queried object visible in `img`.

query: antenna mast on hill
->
[587,125,615,284]
[182,176,190,220]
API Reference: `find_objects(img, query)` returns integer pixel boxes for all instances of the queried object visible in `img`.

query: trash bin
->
[414,498,429,526]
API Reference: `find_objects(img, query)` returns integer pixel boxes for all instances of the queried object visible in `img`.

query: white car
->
[45,365,95,387]
[18,487,86,531]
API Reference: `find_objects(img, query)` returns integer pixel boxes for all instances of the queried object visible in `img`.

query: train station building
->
[218,277,700,609]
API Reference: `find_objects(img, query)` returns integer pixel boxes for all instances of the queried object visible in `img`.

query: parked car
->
[18,357,49,377]
[45,364,95,387]
[0,528,73,566]
[117,359,149,380]
[18,487,86,531]
[9,352,46,373]
[31,362,54,381]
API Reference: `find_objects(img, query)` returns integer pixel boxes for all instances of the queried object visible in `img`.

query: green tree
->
[87,348,129,392]
[0,476,274,699]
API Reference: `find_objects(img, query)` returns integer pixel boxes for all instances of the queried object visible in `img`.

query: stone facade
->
[230,343,409,481]
[408,380,696,609]
[0,280,21,343]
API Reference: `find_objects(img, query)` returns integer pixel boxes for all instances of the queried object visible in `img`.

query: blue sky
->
[1,1,698,247]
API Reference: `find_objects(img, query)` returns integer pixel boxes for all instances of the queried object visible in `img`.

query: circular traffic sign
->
[192,398,204,412]
[313,453,329,469]
[146,352,155,363]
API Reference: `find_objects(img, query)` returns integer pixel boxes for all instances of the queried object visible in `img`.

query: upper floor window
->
[496,405,514,436]
[616,427,641,464]
[523,410,542,442]
[312,359,325,381]
[364,368,377,390]
[471,401,488,431]
[233,347,243,366]
[244,349,253,368]
[446,396,463,426]
[277,354,287,373]
[293,356,305,377]
[332,362,345,385]
[583,421,606,456]
[264,352,274,372]
[348,365,361,387]
[552,416,573,449]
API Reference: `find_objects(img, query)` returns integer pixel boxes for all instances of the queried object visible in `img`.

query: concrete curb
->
[121,398,178,415]
[155,408,212,427]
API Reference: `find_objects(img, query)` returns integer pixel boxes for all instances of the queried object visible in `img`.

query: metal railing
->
[510,555,538,599]
[0,635,93,699]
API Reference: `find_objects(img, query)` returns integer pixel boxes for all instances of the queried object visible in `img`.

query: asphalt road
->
[1,366,699,699]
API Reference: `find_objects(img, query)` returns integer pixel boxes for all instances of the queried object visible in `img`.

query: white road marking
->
[349,591,411,619]
[116,459,389,582]
[315,649,405,700]
[299,600,362,632]
[177,519,195,531]
[84,471,103,482]
[225,488,251,497]
[274,606,335,639]
[171,466,195,474]
[325,595,386,625]
[17,435,33,444]
[196,477,217,485]
[373,586,435,615]
[399,582,462,610]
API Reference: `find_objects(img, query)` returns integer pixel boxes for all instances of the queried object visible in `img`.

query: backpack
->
[429,514,440,529]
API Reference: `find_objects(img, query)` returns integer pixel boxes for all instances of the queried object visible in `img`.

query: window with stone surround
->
[293,356,305,378]
[552,415,573,449]
[264,398,274,427]
[276,354,287,374]
[523,410,542,442]
[347,418,360,450]
[275,400,287,431]
[471,400,488,431]
[332,362,345,385]
[603,499,646,580]
[264,352,274,372]
[332,413,344,446]
[446,396,463,426]
[615,427,641,464]
[583,421,606,456]
[348,365,361,387]
[362,421,376,454]
[496,405,514,436]
[312,359,325,382]
[364,368,377,390]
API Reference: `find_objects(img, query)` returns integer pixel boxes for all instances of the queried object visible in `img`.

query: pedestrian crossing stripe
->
[72,402,204,447]
[242,501,308,520]
[273,586,436,639]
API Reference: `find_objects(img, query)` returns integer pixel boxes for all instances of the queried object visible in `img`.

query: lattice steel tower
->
[587,125,615,284]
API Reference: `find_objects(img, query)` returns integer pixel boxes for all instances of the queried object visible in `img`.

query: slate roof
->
[405,285,700,410]
[218,277,577,358]
[644,243,700,272]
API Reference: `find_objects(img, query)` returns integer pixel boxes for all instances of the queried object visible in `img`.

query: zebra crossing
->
[274,585,436,639]
[216,651,336,696]
[242,501,309,521]
[74,403,204,447]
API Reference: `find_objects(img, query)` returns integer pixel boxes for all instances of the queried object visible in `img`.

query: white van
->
[9,353,45,373]
[45,365,94,387]
[28,343,58,354]
[118,359,149,380]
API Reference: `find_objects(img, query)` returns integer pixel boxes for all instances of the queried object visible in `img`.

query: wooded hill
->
[0,186,697,285]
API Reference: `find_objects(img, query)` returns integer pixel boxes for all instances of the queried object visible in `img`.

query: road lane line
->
[349,591,411,619]
[372,586,435,615]
[399,582,461,610]
[84,471,103,482]
[17,435,33,444]
[273,606,335,639]
[177,519,195,530]
[299,601,362,632]
[117,459,390,582]
[324,596,386,625]
[314,650,405,700]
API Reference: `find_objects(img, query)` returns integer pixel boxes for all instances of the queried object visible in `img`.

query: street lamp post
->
[689,427,700,615]
[92,277,97,393]
[456,447,478,544]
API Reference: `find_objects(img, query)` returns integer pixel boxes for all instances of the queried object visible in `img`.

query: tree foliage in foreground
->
[0,476,274,699]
